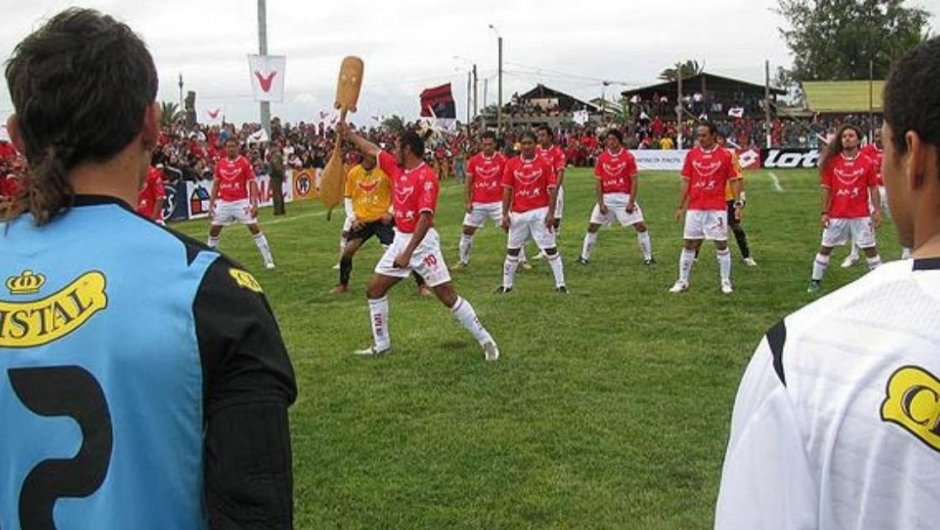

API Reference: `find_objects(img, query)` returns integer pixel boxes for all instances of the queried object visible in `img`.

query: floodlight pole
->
[258,0,271,141]
[676,67,683,148]
[765,60,772,149]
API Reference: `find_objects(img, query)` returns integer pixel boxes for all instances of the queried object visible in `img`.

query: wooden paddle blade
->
[319,152,345,208]
[334,56,364,113]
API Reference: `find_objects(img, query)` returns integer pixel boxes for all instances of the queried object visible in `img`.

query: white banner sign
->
[247,54,286,102]
[185,174,294,220]
[629,149,690,171]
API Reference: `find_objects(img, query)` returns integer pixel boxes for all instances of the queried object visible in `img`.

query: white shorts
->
[211,199,256,226]
[463,202,502,228]
[683,210,728,241]
[822,217,876,249]
[554,185,565,219]
[508,206,556,250]
[590,193,645,227]
[375,228,452,287]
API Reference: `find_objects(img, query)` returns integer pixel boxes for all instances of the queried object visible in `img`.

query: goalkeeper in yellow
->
[332,153,429,294]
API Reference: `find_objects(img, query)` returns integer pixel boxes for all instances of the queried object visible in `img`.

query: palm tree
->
[160,102,185,127]
[658,60,704,82]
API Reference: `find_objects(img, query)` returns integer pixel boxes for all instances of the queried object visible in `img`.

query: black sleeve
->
[194,257,297,530]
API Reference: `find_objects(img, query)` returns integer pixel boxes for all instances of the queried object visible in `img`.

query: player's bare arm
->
[595,179,608,215]
[341,125,381,158]
[464,169,474,213]
[208,179,219,219]
[501,186,513,232]
[820,185,831,227]
[731,178,743,221]
[627,172,638,213]
[870,185,883,228]
[394,210,433,268]
[546,185,558,229]
[249,178,260,217]
[675,179,690,223]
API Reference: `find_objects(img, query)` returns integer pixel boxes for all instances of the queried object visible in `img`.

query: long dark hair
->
[1,8,158,225]
[820,124,863,174]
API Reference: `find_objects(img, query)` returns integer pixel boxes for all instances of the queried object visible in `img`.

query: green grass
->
[172,168,902,529]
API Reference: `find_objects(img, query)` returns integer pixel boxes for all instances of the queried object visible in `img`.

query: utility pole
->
[498,36,503,136]
[473,64,478,125]
[676,65,683,149]
[178,74,184,110]
[466,70,472,125]
[257,0,271,141]
[483,79,488,111]
[765,60,772,149]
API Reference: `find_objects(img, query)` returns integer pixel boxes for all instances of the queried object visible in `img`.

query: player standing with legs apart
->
[207,138,276,269]
[457,131,506,268]
[807,124,883,293]
[533,125,566,260]
[497,131,567,293]
[578,129,654,266]
[331,153,429,295]
[341,126,500,361]
[669,122,742,294]
[0,9,296,528]
[716,36,940,529]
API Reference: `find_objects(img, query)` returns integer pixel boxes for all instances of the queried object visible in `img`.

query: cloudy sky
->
[1,0,937,126]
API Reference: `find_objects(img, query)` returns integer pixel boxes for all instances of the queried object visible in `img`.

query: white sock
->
[207,236,220,249]
[637,231,652,260]
[519,247,528,263]
[866,255,882,270]
[849,242,860,260]
[902,247,913,260]
[547,252,566,288]
[503,255,520,288]
[459,234,473,265]
[253,232,274,265]
[679,249,696,283]
[451,297,493,346]
[812,253,830,281]
[368,296,390,351]
[717,248,731,282]
[581,232,598,260]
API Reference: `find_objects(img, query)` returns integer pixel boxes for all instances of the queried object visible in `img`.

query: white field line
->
[769,172,785,193]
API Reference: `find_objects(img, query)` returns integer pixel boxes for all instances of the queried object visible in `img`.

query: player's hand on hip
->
[393,252,411,269]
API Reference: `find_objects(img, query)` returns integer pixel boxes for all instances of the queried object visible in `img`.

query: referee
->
[0,9,296,529]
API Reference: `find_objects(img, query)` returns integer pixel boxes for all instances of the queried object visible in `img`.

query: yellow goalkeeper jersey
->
[725,149,744,201]
[344,164,391,222]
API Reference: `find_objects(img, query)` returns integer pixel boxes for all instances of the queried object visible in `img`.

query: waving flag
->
[248,55,286,102]
[420,83,456,120]
[727,107,745,118]
[203,107,224,126]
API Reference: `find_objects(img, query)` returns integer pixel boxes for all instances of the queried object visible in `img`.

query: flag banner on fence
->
[727,107,745,118]
[203,107,224,126]
[248,54,286,102]
[573,110,590,126]
[419,83,456,120]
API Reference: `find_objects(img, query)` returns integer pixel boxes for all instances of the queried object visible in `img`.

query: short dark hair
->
[605,129,624,144]
[698,121,717,136]
[536,125,553,136]
[481,131,497,141]
[883,36,940,164]
[399,130,425,158]
[520,131,537,143]
[3,8,158,224]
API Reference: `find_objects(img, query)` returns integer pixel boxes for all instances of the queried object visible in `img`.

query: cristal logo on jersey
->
[692,159,722,177]
[395,183,415,203]
[7,270,45,295]
[0,270,108,348]
[881,365,940,453]
[514,164,544,185]
[835,166,865,186]
[357,179,379,193]
[229,268,263,293]
[475,164,501,179]
[602,161,627,176]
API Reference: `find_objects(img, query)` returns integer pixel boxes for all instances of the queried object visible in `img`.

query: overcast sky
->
[1,0,938,126]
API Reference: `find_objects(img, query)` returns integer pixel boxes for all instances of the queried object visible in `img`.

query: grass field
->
[173,167,903,529]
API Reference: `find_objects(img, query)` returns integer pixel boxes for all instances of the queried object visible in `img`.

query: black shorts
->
[348,220,395,246]
[726,200,742,226]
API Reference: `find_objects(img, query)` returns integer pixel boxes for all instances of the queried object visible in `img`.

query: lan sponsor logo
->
[881,365,940,453]
[1,270,108,348]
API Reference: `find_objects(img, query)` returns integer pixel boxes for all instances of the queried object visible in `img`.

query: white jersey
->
[716,258,940,529]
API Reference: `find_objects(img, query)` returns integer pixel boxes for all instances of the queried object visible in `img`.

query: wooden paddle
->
[320,57,364,214]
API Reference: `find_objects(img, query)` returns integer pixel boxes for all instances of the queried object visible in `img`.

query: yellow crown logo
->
[7,270,46,295]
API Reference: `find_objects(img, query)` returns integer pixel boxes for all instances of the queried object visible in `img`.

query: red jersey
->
[378,151,440,234]
[536,145,566,179]
[502,155,557,213]
[594,149,638,194]
[1,173,21,199]
[137,166,166,221]
[860,143,884,185]
[681,146,738,211]
[214,155,254,202]
[467,152,506,204]
[0,141,17,162]
[822,152,878,218]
